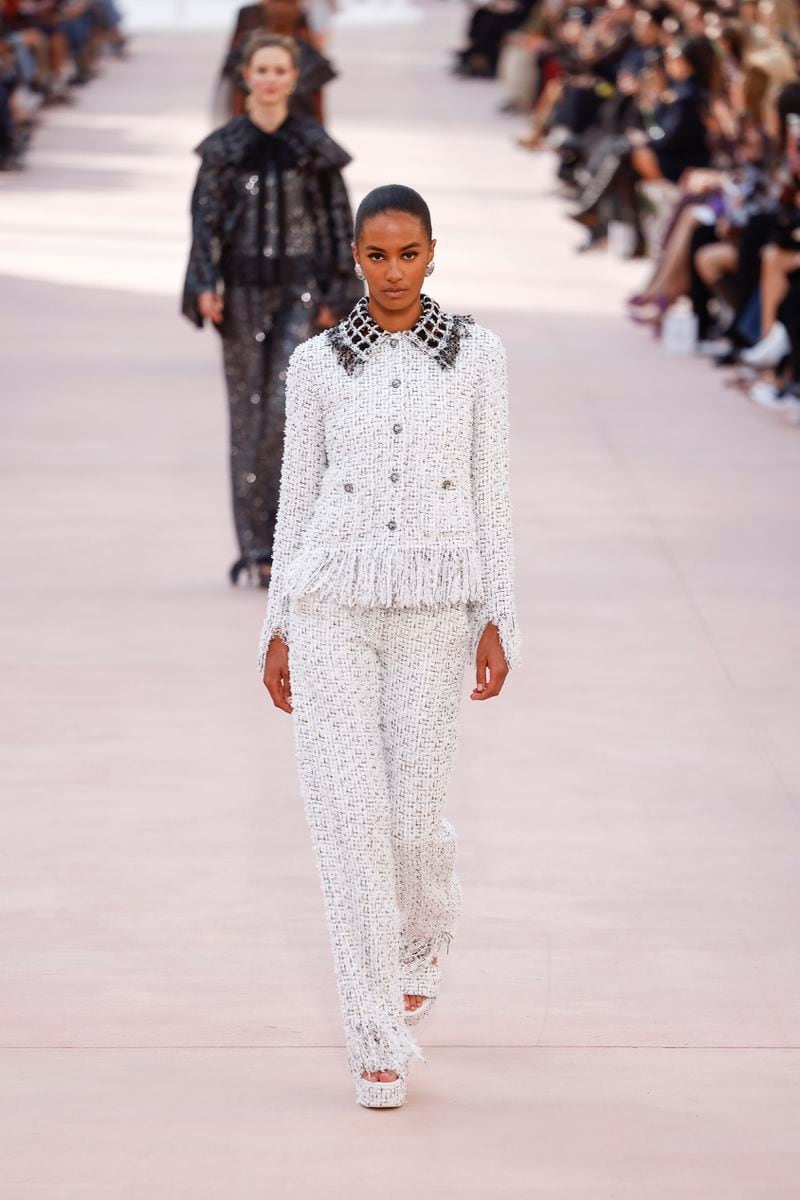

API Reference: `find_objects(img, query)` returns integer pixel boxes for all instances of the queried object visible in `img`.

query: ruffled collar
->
[194,113,352,172]
[325,293,474,375]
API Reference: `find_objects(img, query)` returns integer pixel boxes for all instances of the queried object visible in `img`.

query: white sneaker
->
[740,322,791,368]
[748,380,798,412]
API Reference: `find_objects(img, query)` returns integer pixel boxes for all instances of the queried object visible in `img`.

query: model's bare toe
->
[362,1069,399,1083]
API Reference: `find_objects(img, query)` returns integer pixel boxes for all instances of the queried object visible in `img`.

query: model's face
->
[243,46,297,104]
[353,211,435,309]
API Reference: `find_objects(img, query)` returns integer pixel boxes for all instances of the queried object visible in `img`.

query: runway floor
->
[2,4,800,1195]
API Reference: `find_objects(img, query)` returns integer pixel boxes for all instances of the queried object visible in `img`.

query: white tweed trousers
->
[287,591,474,1082]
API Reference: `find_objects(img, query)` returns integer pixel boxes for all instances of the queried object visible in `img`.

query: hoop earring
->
[424,261,435,277]
[354,263,365,280]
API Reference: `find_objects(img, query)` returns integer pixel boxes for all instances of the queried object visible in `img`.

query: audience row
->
[0,0,127,170]
[455,0,800,419]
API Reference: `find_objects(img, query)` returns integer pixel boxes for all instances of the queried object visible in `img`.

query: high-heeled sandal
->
[228,556,249,585]
[355,1068,408,1109]
[228,554,272,588]
[401,954,441,1026]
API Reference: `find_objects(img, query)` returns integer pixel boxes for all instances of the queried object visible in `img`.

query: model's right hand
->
[263,636,293,714]
[198,291,224,324]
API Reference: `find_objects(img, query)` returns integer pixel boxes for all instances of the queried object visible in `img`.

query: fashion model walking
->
[258,184,521,1108]
[219,0,336,122]
[182,32,362,587]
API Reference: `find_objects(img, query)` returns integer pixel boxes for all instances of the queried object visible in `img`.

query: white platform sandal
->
[401,954,441,1026]
[355,1070,408,1109]
[353,1020,425,1108]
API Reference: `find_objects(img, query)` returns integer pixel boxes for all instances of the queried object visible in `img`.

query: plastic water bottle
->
[608,221,639,259]
[662,297,698,355]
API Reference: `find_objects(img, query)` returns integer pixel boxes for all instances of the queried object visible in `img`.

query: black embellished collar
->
[325,293,474,375]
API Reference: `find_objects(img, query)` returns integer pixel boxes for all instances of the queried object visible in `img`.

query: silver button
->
[393,423,402,434]
[387,519,397,531]
[390,471,399,483]
[343,482,353,493]
[255,331,266,342]
[245,472,256,483]
[391,379,401,388]
[301,291,312,302]
[442,479,453,489]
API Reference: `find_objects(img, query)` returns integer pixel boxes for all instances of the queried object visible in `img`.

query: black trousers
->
[778,270,800,382]
[460,1,534,73]
[220,288,317,561]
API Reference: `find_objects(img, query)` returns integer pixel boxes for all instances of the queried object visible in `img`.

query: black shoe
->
[569,205,599,230]
[713,350,741,367]
[230,552,272,587]
[229,556,249,585]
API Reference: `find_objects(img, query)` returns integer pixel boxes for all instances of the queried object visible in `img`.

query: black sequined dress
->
[181,113,363,572]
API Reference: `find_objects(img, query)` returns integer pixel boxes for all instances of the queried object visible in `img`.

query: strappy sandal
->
[401,954,441,1026]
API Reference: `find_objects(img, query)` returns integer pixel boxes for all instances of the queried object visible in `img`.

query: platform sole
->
[355,1076,407,1108]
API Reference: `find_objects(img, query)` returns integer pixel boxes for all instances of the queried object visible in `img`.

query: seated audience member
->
[453,0,539,79]
[0,0,127,168]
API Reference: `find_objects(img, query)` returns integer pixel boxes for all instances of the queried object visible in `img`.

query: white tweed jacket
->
[257,293,521,671]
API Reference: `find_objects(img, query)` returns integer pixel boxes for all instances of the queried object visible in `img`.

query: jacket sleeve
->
[256,344,326,673]
[181,152,225,328]
[470,333,522,671]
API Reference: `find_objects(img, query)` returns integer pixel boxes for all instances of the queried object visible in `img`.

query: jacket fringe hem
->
[284,542,485,609]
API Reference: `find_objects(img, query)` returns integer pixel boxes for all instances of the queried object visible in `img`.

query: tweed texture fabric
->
[256,293,521,673]
[287,590,473,1083]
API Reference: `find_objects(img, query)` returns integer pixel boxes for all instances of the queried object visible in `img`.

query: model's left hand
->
[314,303,338,330]
[470,622,509,701]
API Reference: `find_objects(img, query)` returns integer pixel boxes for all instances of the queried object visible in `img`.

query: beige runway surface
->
[2,4,800,1196]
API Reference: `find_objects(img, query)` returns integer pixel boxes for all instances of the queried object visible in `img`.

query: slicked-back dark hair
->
[354,185,433,243]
